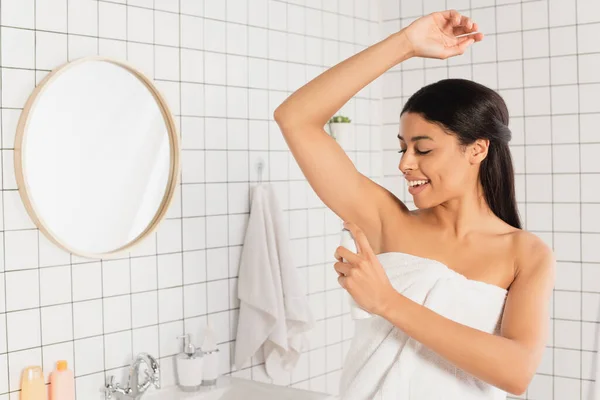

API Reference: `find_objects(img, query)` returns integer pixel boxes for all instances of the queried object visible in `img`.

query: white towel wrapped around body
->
[234,183,314,377]
[338,252,508,400]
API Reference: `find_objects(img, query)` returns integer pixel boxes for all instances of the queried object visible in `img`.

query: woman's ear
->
[469,139,489,164]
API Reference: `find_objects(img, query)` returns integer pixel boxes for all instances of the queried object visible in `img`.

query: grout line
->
[224,0,232,376]
[66,0,79,392]
[201,0,210,377]
[540,0,556,396]
[244,0,252,382]
[96,0,108,386]
[320,0,335,383]
[469,0,474,82]
[398,0,405,205]
[32,0,46,383]
[574,1,584,398]
[177,0,186,365]
[311,0,324,388]
[444,0,449,81]
[152,0,163,367]
[0,0,12,392]
[125,0,136,371]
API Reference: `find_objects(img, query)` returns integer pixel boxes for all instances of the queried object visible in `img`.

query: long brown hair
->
[402,79,521,229]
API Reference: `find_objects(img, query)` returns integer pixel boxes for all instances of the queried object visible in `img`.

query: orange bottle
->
[20,366,47,400]
[49,361,75,400]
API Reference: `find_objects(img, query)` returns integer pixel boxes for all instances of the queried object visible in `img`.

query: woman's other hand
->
[334,221,397,316]
[402,9,484,59]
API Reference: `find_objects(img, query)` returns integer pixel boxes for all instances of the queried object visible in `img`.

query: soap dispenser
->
[175,334,203,392]
[200,324,220,386]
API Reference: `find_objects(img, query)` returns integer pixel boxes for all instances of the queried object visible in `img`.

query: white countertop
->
[143,376,334,400]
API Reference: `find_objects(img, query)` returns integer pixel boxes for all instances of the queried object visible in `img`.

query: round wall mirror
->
[15,56,180,258]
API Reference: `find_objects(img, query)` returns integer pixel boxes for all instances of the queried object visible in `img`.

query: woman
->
[274,9,554,400]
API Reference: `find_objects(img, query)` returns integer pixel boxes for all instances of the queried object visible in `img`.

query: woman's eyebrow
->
[397,134,433,142]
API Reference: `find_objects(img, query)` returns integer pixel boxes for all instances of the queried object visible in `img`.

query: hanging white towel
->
[235,183,314,377]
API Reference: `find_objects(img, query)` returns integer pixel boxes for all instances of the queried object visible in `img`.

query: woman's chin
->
[413,195,435,209]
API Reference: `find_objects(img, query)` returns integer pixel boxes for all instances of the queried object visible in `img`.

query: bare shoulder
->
[511,230,556,280]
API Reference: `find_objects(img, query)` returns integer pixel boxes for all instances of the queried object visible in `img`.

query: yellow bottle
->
[20,366,47,400]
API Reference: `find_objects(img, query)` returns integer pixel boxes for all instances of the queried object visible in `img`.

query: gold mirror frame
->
[14,56,180,259]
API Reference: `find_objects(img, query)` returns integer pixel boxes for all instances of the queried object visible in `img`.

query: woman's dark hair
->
[401,78,521,229]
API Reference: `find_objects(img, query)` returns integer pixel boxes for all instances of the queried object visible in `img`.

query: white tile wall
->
[0,0,382,398]
[10,0,595,397]
[381,0,600,398]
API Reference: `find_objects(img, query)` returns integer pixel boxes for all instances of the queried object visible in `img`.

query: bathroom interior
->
[0,0,598,399]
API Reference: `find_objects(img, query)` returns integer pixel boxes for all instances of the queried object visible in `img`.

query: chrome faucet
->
[105,353,161,400]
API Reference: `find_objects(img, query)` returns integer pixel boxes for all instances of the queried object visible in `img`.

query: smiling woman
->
[274,8,554,400]
[398,79,520,226]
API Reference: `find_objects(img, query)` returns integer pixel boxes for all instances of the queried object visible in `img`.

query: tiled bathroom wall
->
[380,0,600,399]
[6,0,590,398]
[0,0,382,398]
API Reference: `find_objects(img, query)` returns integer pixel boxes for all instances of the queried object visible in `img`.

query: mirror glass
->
[15,58,179,257]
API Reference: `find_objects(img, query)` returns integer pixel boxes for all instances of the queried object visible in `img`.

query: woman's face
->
[398,112,485,209]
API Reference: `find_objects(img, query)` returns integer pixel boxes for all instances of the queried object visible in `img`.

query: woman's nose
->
[399,152,416,173]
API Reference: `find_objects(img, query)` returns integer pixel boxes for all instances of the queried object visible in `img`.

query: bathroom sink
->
[143,376,334,400]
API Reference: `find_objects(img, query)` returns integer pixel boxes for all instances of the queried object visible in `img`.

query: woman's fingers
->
[445,38,475,57]
[442,10,479,35]
[334,261,352,277]
[335,245,360,265]
[460,15,473,30]
[441,9,462,25]
[439,37,474,58]
[404,9,483,59]
[333,249,343,262]
[457,38,475,53]
[448,15,483,46]
[343,222,375,259]
[470,23,484,41]
[451,15,477,34]
[454,31,484,42]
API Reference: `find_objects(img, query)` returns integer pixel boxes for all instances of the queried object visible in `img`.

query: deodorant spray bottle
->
[340,228,373,320]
